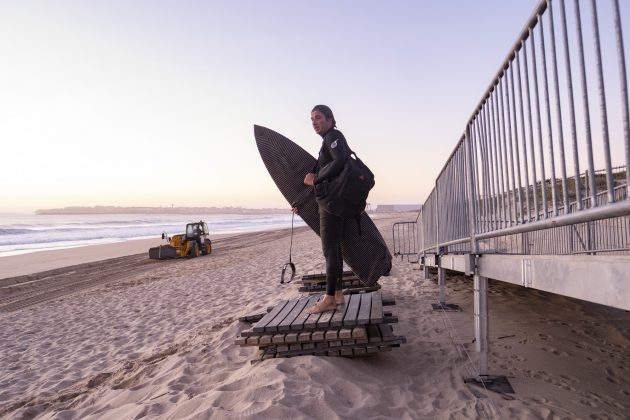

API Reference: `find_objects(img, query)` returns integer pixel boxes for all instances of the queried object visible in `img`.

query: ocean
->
[0,213,305,257]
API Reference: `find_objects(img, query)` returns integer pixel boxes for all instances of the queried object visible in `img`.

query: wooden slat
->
[382,294,396,306]
[278,297,310,331]
[304,311,322,329]
[353,348,366,356]
[339,329,352,339]
[264,299,299,332]
[330,301,349,328]
[356,293,372,325]
[238,311,266,322]
[311,331,325,342]
[367,325,381,343]
[325,330,338,340]
[342,293,361,327]
[316,306,336,328]
[369,291,383,324]
[351,327,366,339]
[378,323,394,340]
[290,295,320,331]
[253,300,289,333]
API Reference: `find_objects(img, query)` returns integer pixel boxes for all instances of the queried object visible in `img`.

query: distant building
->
[375,204,422,213]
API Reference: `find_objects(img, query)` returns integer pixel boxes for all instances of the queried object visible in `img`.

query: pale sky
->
[1,0,550,212]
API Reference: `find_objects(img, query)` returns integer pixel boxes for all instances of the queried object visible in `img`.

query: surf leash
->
[281,212,296,284]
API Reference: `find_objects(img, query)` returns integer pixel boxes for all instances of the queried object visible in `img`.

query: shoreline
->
[0,234,237,280]
[0,212,406,280]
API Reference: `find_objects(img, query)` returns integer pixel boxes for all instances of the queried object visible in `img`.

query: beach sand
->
[1,213,629,419]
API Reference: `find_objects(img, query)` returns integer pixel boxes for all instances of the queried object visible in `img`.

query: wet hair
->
[311,104,337,128]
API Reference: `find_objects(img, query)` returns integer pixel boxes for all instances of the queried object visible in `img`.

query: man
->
[294,104,349,314]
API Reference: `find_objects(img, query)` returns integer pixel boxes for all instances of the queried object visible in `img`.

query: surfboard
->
[254,125,392,286]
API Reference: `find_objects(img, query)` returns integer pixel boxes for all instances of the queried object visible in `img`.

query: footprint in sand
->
[541,347,570,357]
[579,398,598,407]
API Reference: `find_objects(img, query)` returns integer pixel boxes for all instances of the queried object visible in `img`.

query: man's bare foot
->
[306,295,337,314]
[335,290,345,305]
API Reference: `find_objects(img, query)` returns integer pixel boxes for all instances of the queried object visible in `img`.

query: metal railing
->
[392,215,419,261]
[418,0,630,257]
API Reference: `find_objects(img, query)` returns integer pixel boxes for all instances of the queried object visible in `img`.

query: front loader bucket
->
[149,245,178,260]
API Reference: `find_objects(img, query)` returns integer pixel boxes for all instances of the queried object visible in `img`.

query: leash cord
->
[289,212,294,263]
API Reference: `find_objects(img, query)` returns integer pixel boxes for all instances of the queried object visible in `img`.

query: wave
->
[0,228,34,235]
[0,213,304,256]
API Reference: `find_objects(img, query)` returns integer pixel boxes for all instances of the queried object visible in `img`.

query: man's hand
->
[304,173,317,186]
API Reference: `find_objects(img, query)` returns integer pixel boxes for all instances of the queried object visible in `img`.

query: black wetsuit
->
[314,128,349,296]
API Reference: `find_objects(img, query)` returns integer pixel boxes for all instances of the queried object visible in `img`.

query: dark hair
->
[311,104,337,128]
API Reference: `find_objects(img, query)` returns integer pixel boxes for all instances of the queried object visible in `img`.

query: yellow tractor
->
[149,220,212,259]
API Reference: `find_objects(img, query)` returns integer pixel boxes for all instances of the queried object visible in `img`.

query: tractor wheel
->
[188,242,200,258]
[202,240,212,255]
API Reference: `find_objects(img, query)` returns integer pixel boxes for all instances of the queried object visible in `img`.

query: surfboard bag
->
[315,151,375,223]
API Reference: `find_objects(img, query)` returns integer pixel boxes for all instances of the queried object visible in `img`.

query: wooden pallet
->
[238,293,397,324]
[235,291,405,360]
[298,282,380,294]
[300,270,356,284]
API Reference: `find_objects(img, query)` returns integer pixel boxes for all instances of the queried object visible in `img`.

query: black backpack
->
[315,150,375,221]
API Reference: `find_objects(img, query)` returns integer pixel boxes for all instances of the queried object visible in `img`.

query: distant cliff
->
[35,206,288,215]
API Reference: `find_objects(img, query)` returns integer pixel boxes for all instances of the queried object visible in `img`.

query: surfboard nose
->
[253,125,268,137]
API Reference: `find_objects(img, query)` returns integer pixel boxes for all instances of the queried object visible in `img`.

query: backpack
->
[314,150,375,222]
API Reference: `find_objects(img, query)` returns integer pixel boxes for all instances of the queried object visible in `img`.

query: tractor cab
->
[185,221,209,241]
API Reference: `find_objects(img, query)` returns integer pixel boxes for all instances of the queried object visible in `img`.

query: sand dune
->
[1,214,629,419]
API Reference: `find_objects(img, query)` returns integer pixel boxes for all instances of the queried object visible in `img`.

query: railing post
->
[474,267,489,376]
[438,258,446,305]
[465,124,488,377]
[436,178,446,304]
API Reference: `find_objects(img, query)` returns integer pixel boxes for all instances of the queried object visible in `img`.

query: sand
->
[1,213,629,419]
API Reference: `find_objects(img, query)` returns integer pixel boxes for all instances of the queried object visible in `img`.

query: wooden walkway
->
[236,291,405,359]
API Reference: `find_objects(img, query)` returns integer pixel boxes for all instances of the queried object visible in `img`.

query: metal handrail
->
[419,0,630,257]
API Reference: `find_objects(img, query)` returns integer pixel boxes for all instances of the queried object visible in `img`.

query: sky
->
[0,0,547,212]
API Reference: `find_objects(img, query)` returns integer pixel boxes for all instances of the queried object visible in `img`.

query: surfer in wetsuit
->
[293,104,348,314]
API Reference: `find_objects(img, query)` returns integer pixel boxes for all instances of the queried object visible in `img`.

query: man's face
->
[311,110,333,135]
